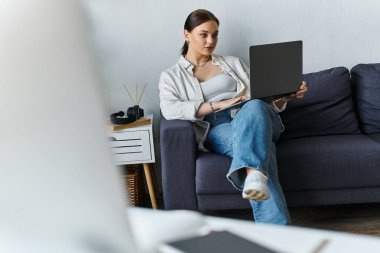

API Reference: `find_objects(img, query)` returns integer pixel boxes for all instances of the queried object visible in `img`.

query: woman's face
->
[184,20,219,56]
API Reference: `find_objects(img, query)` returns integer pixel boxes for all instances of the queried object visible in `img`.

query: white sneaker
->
[242,170,270,201]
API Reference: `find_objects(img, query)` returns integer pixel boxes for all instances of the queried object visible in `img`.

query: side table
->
[108,114,157,209]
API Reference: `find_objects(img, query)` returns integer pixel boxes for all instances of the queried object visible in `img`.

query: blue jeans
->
[204,100,291,225]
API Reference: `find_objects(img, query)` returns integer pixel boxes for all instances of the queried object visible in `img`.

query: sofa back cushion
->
[279,67,360,139]
[351,63,380,134]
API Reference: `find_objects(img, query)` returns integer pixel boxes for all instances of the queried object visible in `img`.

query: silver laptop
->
[215,40,302,113]
[0,1,137,252]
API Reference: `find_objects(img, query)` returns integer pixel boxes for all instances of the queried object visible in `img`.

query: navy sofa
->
[160,64,380,211]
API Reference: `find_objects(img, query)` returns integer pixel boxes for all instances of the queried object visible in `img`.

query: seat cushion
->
[277,135,380,191]
[279,67,360,139]
[195,152,236,194]
[351,63,380,134]
[368,133,380,144]
[195,153,252,210]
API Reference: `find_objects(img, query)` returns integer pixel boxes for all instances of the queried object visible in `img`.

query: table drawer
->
[113,146,142,154]
[109,130,152,164]
[109,131,142,141]
[110,139,141,148]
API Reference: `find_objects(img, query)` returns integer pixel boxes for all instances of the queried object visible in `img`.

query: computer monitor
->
[0,1,138,252]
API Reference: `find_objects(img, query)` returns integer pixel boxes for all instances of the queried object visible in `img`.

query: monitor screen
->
[0,1,137,252]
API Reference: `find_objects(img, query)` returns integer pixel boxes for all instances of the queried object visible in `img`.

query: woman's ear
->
[183,30,190,43]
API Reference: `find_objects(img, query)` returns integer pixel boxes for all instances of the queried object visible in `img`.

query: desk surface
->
[128,207,380,253]
[207,216,380,253]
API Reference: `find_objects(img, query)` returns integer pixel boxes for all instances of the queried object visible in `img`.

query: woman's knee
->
[240,99,270,119]
[245,99,267,109]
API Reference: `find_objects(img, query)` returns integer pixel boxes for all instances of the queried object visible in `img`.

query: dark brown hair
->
[181,9,219,56]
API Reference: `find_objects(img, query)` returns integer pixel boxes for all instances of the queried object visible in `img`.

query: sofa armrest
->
[160,116,198,210]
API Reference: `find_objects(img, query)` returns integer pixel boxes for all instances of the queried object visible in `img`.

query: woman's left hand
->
[289,81,308,100]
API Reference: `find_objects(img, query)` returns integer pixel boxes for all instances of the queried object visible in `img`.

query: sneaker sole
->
[243,189,269,201]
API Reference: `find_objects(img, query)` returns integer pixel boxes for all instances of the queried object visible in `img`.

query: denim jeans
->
[204,99,291,225]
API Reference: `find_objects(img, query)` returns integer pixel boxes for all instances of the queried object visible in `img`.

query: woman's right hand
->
[214,96,249,111]
[195,96,249,118]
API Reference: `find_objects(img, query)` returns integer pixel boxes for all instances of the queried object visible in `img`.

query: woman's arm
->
[159,72,203,121]
[195,96,248,118]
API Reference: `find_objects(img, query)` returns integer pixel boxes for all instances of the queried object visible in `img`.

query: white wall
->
[83,0,380,180]
[84,0,380,115]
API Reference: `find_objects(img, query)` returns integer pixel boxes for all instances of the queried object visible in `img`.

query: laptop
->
[215,40,302,113]
[250,40,303,101]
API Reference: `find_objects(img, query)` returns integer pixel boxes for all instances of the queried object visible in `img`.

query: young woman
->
[159,9,307,225]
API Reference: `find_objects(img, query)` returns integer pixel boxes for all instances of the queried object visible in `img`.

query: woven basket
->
[122,164,144,206]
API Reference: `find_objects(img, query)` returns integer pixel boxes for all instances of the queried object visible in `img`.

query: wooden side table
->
[108,115,157,209]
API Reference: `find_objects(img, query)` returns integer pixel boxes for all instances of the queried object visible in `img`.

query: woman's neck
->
[185,52,211,67]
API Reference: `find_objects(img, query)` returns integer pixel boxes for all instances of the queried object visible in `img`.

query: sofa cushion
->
[368,133,380,144]
[351,63,380,134]
[279,67,360,139]
[277,134,380,191]
[195,152,237,194]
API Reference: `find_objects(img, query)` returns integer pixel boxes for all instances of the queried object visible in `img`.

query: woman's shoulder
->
[213,54,245,65]
[160,63,181,79]
[161,56,187,77]
[213,54,247,69]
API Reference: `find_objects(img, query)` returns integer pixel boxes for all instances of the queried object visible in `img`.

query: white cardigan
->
[160,54,250,120]
[159,54,285,150]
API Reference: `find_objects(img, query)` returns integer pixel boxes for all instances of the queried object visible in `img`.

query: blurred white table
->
[206,216,380,253]
[128,207,380,253]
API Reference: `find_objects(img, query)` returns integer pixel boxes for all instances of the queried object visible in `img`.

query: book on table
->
[107,117,151,131]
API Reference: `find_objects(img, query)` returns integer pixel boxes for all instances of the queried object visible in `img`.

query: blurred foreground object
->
[0,0,137,252]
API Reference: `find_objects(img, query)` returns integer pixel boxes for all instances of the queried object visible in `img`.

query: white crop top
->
[200,71,237,102]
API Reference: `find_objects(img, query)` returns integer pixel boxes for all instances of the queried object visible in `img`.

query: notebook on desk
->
[215,40,303,113]
[159,230,278,253]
